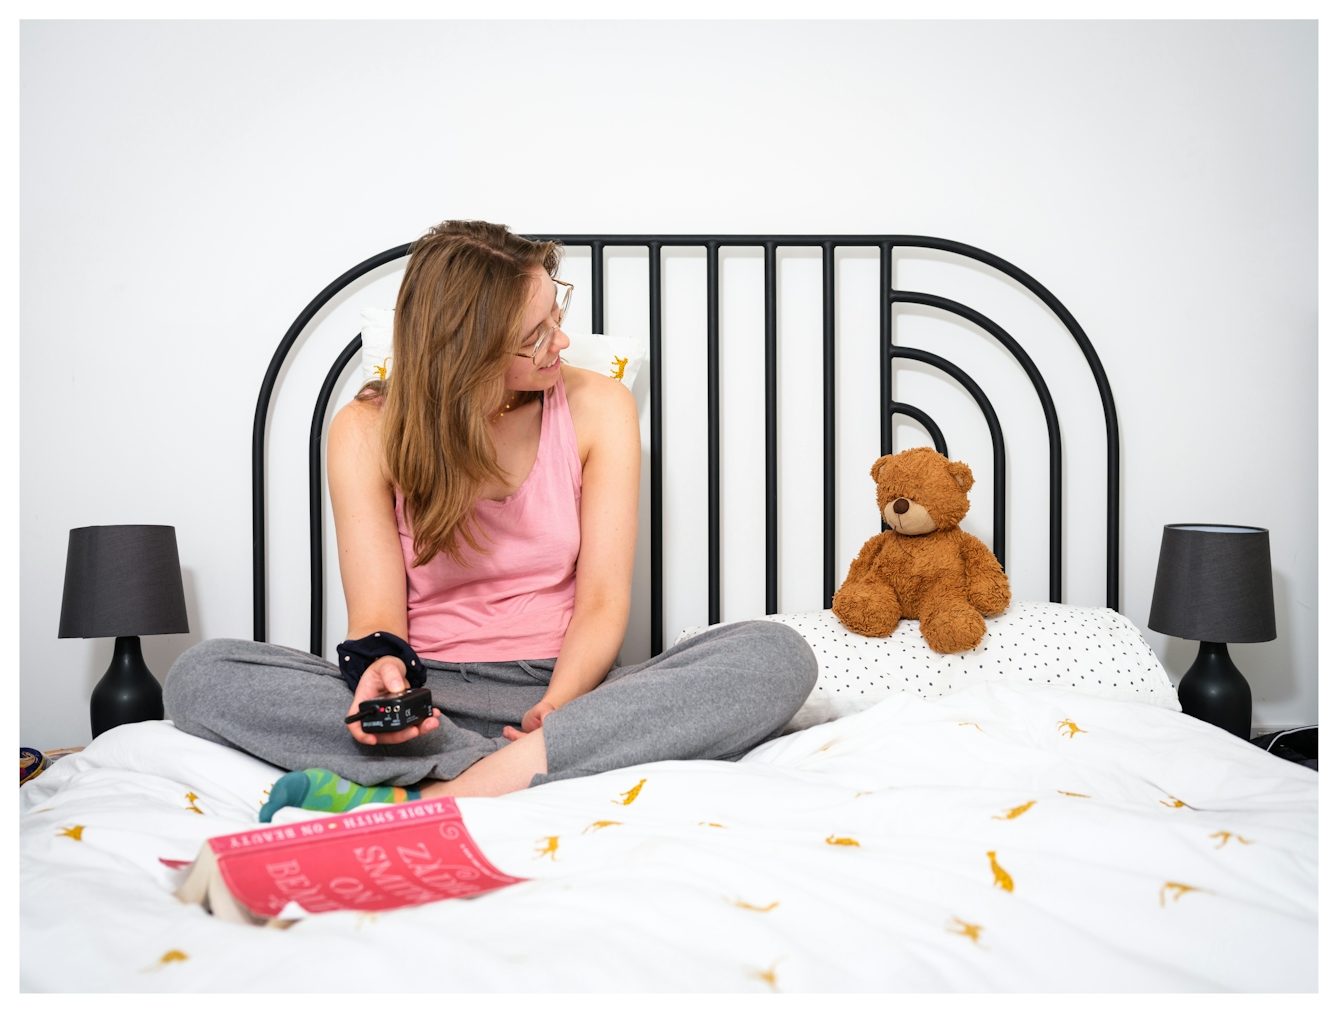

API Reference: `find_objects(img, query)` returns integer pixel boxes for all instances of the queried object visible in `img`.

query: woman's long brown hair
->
[357,221,561,567]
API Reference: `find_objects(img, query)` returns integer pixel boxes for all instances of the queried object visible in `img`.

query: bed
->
[20,234,1318,992]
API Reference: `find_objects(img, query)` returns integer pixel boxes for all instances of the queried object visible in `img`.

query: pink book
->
[173,797,523,925]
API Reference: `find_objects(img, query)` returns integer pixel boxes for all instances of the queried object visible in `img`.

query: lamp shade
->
[58,525,189,639]
[1148,524,1275,644]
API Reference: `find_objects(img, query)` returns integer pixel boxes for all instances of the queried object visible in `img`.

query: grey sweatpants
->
[163,620,817,789]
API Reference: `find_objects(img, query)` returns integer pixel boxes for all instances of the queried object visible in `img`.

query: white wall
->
[21,20,1317,749]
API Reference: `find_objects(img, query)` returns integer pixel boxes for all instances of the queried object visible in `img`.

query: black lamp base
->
[90,636,165,738]
[1177,641,1252,739]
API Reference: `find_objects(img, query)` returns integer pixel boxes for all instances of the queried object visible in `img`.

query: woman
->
[165,221,817,822]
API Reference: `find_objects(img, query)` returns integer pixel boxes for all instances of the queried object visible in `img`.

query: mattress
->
[20,680,1317,992]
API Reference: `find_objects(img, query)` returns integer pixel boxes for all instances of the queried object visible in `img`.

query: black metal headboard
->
[253,234,1120,657]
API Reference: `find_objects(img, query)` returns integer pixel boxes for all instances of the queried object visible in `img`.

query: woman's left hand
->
[522,699,556,732]
[503,700,557,741]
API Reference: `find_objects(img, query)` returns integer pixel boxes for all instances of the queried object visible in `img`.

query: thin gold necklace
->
[494,392,518,421]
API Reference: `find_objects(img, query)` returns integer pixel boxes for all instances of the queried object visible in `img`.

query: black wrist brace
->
[335,631,425,693]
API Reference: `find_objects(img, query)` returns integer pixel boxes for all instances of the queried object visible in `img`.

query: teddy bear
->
[831,446,1010,653]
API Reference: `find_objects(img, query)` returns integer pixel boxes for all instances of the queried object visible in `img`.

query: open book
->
[173,796,523,927]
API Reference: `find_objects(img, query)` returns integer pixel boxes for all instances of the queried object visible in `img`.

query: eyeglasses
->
[515,279,573,367]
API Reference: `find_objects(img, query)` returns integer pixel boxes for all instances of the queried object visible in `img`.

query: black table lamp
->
[1148,524,1276,738]
[58,525,189,738]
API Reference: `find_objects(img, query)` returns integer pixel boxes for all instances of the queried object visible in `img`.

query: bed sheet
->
[20,681,1317,993]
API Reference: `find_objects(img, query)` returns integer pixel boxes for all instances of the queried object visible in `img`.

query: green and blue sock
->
[259,768,420,823]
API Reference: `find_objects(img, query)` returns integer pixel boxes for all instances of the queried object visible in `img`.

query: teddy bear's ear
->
[947,460,975,492]
[870,455,895,483]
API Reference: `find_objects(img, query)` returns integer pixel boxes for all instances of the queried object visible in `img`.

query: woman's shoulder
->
[562,363,634,415]
[332,393,383,437]
[329,395,389,480]
[561,364,637,460]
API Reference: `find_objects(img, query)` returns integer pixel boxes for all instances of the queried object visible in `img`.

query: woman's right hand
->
[345,656,442,747]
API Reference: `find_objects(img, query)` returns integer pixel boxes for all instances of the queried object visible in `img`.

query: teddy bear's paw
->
[967,583,1011,616]
[846,617,901,639]
[832,596,901,638]
[920,606,987,654]
[833,611,900,639]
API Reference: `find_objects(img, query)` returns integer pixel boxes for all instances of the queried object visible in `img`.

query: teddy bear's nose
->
[892,498,910,515]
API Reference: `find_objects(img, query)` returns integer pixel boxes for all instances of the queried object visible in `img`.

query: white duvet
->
[20,681,1317,992]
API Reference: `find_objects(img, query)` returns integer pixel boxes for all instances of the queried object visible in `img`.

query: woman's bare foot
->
[420,727,548,799]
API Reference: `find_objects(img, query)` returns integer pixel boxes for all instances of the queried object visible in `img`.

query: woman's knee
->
[772,623,819,700]
[727,620,818,709]
[162,638,256,725]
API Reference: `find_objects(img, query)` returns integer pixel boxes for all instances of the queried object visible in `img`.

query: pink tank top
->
[395,371,582,662]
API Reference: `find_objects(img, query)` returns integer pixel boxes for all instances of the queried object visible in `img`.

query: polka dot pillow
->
[677,601,1179,732]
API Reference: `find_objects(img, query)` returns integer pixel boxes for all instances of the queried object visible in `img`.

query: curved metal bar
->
[891,289,1062,601]
[890,346,1006,569]
[888,402,948,457]
[896,237,1116,609]
[252,242,411,642]
[308,335,363,657]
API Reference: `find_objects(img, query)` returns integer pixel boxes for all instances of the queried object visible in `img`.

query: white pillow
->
[360,307,396,382]
[557,332,648,390]
[677,601,1180,732]
[358,308,646,391]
